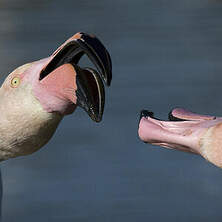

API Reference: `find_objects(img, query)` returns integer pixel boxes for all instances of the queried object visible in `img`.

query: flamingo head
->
[0,32,112,160]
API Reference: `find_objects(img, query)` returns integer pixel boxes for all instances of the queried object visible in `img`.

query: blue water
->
[1,0,222,221]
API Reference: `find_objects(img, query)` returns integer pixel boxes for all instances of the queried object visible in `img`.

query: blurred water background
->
[1,0,222,221]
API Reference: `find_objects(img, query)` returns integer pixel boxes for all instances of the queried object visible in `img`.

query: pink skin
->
[138,108,222,167]
[17,33,85,115]
[22,59,77,115]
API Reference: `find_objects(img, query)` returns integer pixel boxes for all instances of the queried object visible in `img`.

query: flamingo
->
[138,108,222,168]
[0,32,112,217]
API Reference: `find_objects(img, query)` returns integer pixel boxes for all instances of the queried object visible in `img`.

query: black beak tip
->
[139,109,153,129]
[105,73,112,87]
[140,110,153,120]
[91,114,102,123]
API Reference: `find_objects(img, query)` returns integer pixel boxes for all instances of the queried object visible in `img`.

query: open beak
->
[138,108,218,155]
[39,32,112,122]
[139,107,222,168]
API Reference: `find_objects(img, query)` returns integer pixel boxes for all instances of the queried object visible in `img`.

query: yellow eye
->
[11,77,21,88]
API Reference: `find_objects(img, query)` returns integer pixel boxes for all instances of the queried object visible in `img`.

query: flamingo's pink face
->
[138,108,222,168]
[1,60,77,116]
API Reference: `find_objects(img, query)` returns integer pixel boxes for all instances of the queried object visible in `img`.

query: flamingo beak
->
[39,32,112,122]
[138,108,216,154]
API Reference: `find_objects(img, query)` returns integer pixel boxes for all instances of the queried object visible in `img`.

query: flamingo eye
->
[11,77,21,88]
